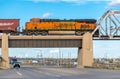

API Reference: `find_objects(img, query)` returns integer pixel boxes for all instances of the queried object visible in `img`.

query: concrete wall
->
[1,34,9,69]
[77,32,93,68]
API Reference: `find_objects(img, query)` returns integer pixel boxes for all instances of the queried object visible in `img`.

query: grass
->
[85,67,120,70]
[0,67,3,70]
[84,66,120,70]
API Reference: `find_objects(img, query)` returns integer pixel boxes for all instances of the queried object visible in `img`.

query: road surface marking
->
[30,69,61,77]
[42,68,79,74]
[16,71,22,76]
[41,68,88,74]
[55,75,61,77]
[45,72,61,77]
[45,72,53,75]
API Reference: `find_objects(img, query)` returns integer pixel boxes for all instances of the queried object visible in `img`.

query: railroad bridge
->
[1,32,93,69]
[1,10,120,69]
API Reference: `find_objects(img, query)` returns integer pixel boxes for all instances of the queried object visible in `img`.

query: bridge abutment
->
[77,32,93,68]
[1,33,9,69]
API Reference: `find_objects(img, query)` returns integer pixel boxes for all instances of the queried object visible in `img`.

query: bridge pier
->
[1,33,9,69]
[77,32,93,68]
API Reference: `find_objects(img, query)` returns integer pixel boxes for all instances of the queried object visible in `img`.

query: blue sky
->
[0,0,120,58]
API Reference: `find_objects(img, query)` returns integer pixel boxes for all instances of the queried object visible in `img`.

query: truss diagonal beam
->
[92,10,120,39]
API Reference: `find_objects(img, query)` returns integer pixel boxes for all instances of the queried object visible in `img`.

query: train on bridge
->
[0,18,97,35]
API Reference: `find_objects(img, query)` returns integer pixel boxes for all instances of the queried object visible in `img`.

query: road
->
[0,66,120,79]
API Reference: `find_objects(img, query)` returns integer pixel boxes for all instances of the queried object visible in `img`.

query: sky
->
[0,0,120,58]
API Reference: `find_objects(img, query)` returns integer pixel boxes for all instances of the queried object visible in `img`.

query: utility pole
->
[68,52,70,67]
[56,52,59,67]
[39,50,43,65]
[62,52,63,65]
[70,52,71,65]
[58,48,61,67]
[104,53,108,63]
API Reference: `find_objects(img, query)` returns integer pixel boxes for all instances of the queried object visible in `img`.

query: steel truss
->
[92,10,120,40]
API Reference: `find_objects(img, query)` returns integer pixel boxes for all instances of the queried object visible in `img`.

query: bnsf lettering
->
[0,23,14,26]
[59,23,75,27]
[81,24,90,28]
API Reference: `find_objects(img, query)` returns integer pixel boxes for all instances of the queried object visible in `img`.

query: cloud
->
[28,0,59,3]
[50,49,59,53]
[25,53,29,57]
[26,0,120,7]
[41,13,52,18]
[27,0,110,3]
[108,0,120,6]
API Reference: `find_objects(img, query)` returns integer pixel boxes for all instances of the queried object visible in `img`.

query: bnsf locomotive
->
[0,18,96,35]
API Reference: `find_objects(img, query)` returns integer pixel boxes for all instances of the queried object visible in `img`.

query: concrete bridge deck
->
[8,36,83,39]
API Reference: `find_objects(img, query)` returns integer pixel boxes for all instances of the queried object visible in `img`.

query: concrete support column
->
[1,33,9,69]
[77,32,93,68]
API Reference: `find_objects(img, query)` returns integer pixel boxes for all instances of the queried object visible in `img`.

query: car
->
[13,62,20,68]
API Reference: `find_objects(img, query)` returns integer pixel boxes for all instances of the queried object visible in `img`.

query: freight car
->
[23,18,96,35]
[0,19,19,34]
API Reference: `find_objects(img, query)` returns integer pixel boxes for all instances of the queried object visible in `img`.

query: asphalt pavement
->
[0,66,120,79]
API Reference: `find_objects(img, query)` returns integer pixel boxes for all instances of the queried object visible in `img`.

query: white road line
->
[55,75,61,77]
[16,71,22,76]
[45,72,61,77]
[45,72,52,75]
[38,71,42,73]
[30,68,61,77]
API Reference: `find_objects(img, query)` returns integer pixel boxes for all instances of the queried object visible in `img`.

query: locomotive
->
[0,18,96,35]
[23,18,96,35]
